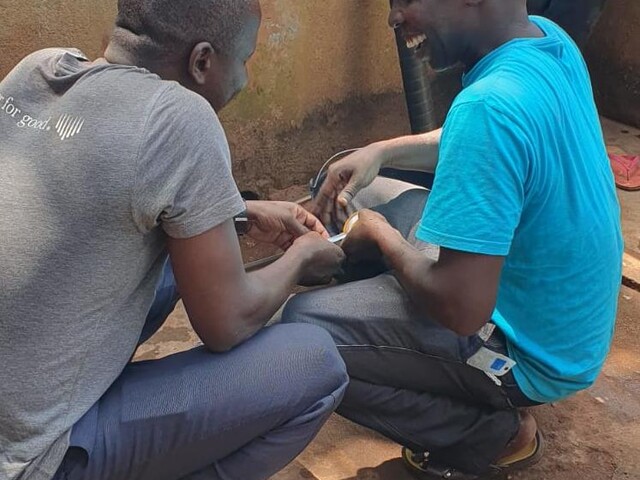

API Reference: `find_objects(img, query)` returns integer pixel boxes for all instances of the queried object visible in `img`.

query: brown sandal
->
[490,429,546,474]
[401,430,545,480]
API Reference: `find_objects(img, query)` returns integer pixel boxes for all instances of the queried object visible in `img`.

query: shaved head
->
[111,0,258,59]
[104,0,261,111]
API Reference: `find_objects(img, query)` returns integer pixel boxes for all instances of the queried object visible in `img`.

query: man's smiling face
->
[389,0,471,72]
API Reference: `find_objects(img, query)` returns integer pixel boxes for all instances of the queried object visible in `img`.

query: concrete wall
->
[0,0,410,195]
[2,1,637,193]
[0,1,116,74]
[221,0,410,194]
[586,0,640,129]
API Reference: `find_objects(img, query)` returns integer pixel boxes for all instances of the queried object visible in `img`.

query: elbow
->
[194,316,247,353]
[449,320,483,338]
[200,329,239,353]
[441,313,486,337]
[199,304,265,353]
[202,337,236,353]
[427,295,490,337]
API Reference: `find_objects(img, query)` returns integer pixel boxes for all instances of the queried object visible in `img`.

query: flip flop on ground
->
[609,154,640,191]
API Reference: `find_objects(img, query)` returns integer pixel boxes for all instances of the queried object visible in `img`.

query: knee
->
[270,323,348,400]
[281,292,321,325]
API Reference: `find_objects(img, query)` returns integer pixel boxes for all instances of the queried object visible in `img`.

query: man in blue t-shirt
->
[283,0,623,477]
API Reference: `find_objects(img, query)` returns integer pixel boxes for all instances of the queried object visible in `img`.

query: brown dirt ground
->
[134,286,640,480]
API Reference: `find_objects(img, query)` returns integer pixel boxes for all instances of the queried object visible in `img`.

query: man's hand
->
[246,200,329,250]
[312,144,385,228]
[312,131,442,229]
[290,232,346,286]
[341,209,402,264]
[168,220,342,352]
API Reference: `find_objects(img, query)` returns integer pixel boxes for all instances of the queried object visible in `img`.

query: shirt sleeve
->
[416,101,531,256]
[131,84,245,239]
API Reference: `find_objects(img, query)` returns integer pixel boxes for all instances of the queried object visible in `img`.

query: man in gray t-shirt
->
[0,1,348,480]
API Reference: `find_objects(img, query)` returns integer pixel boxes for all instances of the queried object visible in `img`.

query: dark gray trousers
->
[281,180,540,475]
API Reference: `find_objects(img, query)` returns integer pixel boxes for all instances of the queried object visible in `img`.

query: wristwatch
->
[233,210,251,236]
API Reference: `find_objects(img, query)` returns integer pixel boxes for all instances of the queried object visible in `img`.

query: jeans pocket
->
[457,334,486,363]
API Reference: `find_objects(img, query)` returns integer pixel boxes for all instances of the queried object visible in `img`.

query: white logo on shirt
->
[1,92,87,141]
[54,114,85,141]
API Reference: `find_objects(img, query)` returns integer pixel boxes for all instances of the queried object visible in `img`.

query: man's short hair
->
[114,0,255,57]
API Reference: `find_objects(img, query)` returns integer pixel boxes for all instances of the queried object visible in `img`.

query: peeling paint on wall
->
[0,1,407,194]
[266,14,300,47]
[221,0,404,127]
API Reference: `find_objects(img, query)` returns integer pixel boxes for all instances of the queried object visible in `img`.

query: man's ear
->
[188,42,215,85]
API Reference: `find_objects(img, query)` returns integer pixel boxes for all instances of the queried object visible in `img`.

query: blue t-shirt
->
[416,17,623,403]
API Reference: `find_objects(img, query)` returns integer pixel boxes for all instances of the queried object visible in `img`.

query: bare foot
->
[496,410,537,462]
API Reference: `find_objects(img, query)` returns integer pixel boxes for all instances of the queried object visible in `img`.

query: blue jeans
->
[53,258,348,480]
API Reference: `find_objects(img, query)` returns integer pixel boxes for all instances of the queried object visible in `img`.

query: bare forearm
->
[243,251,306,324]
[169,225,317,352]
[374,226,485,336]
[375,229,444,324]
[217,247,309,348]
[377,128,441,173]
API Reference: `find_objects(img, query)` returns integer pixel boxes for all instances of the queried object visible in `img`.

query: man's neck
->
[464,12,544,70]
[103,40,182,83]
[103,42,139,68]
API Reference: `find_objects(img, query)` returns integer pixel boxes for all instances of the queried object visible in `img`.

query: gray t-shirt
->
[0,49,245,480]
